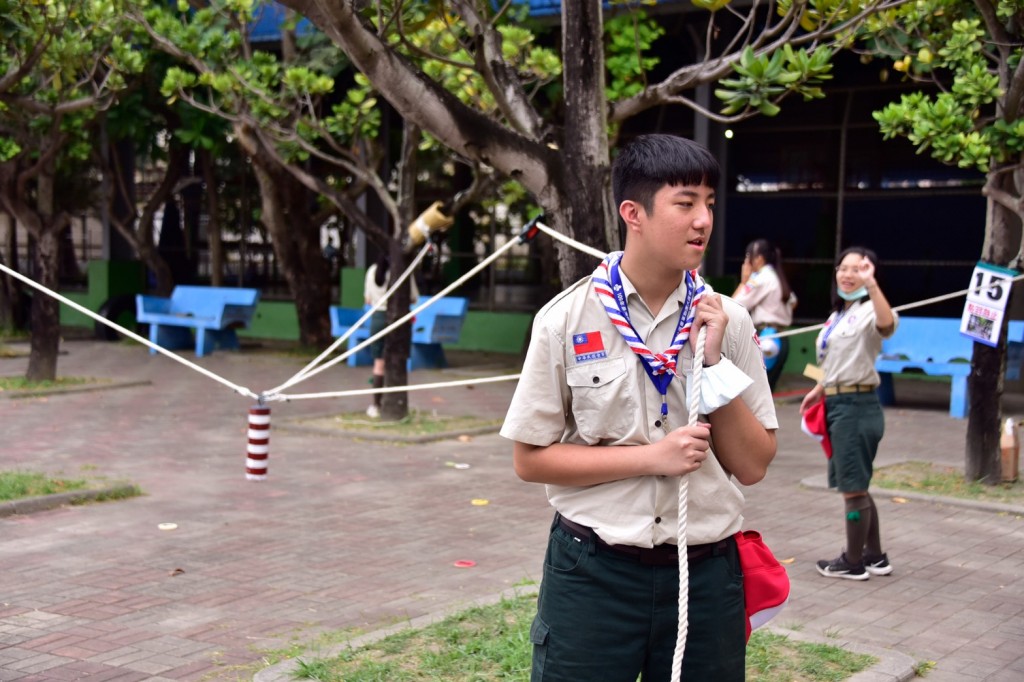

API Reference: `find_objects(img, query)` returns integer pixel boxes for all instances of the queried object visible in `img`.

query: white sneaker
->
[366,404,380,418]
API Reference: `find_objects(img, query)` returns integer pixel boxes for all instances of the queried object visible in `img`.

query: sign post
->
[960,262,1016,347]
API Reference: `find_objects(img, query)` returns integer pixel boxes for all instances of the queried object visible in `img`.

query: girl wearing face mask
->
[733,239,797,391]
[800,246,898,581]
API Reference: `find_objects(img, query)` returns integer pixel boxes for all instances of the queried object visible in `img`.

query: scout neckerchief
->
[592,251,704,428]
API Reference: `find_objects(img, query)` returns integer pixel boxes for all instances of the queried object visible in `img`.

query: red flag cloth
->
[572,332,604,355]
[735,530,790,642]
[801,399,832,459]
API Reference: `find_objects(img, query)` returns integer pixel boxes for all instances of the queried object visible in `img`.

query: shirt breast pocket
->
[566,357,635,443]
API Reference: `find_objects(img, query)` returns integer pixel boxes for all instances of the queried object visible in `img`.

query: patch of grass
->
[747,631,875,682]
[286,594,874,682]
[0,470,90,501]
[299,409,502,436]
[873,461,1024,505]
[77,484,144,503]
[0,375,94,391]
[0,470,142,505]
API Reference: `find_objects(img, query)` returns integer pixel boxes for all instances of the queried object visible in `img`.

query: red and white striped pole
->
[246,403,270,481]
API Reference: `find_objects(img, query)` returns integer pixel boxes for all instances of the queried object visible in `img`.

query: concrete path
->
[1,340,1022,681]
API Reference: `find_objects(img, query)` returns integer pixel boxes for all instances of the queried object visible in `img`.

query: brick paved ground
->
[1,340,1023,681]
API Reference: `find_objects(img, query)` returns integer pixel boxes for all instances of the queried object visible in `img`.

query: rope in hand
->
[670,325,706,681]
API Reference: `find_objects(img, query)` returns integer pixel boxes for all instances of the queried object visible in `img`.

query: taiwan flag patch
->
[573,332,607,362]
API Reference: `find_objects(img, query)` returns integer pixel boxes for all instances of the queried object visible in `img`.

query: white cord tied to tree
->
[671,324,706,681]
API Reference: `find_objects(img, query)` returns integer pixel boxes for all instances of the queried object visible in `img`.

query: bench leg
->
[205,329,240,355]
[950,376,968,419]
[150,324,194,353]
[195,328,211,357]
[877,372,895,406]
[410,343,447,371]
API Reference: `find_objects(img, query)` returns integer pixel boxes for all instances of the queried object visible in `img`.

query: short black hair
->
[612,134,720,215]
[831,246,880,313]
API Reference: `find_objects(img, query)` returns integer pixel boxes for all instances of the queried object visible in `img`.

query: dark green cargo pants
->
[529,516,745,681]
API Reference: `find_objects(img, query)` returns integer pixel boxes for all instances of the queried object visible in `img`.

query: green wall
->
[59,260,143,328]
[238,302,533,354]
[451,311,532,355]
[237,301,300,341]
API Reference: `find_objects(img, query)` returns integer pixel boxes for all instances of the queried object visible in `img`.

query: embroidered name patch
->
[573,332,607,362]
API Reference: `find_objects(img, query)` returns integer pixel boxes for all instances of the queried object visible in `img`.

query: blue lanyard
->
[819,309,846,360]
[608,261,695,420]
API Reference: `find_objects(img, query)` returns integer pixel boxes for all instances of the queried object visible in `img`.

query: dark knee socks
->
[372,375,384,407]
[843,495,873,564]
[865,494,883,557]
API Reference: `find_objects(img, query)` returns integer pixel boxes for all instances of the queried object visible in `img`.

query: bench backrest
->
[881,316,1024,363]
[329,306,370,336]
[170,286,260,325]
[412,297,469,344]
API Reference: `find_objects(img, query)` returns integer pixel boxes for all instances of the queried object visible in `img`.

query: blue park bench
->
[875,316,1024,419]
[136,286,260,357]
[329,296,469,370]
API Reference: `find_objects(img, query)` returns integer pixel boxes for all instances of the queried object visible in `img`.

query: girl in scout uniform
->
[800,246,898,580]
[732,238,797,391]
[501,135,778,681]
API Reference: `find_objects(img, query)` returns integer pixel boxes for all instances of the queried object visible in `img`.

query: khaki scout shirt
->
[733,265,793,328]
[815,299,899,387]
[500,271,778,547]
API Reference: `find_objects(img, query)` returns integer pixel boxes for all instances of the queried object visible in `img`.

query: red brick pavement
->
[1,340,1023,681]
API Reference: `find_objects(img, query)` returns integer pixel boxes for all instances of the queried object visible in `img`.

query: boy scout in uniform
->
[501,134,778,681]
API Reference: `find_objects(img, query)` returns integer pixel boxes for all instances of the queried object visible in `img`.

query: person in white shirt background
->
[363,254,419,418]
[732,238,797,391]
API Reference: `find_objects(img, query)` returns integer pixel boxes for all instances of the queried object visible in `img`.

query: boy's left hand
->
[692,293,727,366]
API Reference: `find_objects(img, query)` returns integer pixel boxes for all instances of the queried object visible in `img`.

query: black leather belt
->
[555,513,729,567]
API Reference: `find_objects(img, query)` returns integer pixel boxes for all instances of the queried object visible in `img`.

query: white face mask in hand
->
[837,286,868,301]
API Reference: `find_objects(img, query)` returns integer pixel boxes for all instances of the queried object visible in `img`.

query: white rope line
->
[263,229,529,400]
[760,271,1024,341]
[262,241,434,396]
[276,372,522,401]
[6,219,1022,407]
[533,221,608,259]
[0,262,259,400]
[671,325,706,680]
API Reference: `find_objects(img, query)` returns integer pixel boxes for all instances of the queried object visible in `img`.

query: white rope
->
[262,241,433,396]
[533,221,608,259]
[671,325,705,681]
[261,227,530,397]
[275,372,521,401]
[760,271,1024,341]
[0,262,259,400]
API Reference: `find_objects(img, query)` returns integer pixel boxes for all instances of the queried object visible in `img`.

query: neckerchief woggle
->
[592,251,704,427]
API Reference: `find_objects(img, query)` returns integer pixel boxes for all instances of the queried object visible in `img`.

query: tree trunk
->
[380,121,421,421]
[245,139,332,348]
[383,240,415,421]
[967,174,1022,481]
[26,225,60,381]
[200,150,224,287]
[966,336,1007,482]
[0,212,24,330]
[107,138,182,296]
[557,0,614,285]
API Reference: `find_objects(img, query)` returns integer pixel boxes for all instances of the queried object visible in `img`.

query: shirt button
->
[592,376,599,383]
[655,516,662,524]
[654,420,662,428]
